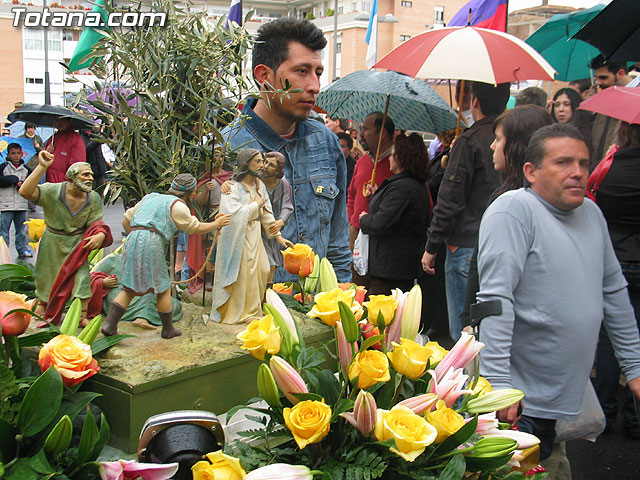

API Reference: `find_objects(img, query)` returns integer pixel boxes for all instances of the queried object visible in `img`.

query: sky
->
[508,0,610,13]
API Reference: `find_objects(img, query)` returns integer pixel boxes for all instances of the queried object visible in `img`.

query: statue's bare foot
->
[79,318,90,327]
[161,326,182,339]
[132,318,158,330]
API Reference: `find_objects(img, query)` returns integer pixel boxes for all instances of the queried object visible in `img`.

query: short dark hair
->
[551,88,583,122]
[589,54,627,75]
[367,112,395,138]
[252,18,326,80]
[7,143,22,153]
[515,87,547,108]
[393,133,430,182]
[336,132,353,150]
[568,78,591,94]
[494,105,552,194]
[471,82,510,116]
[617,122,640,149]
[331,117,349,131]
[525,123,586,169]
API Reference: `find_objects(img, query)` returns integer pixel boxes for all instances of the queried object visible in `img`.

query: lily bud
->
[77,315,102,345]
[340,390,377,437]
[59,297,82,336]
[434,331,484,379]
[465,389,525,414]
[318,257,339,292]
[303,254,321,294]
[338,301,359,344]
[263,304,292,358]
[385,289,407,349]
[465,437,518,458]
[44,415,72,454]
[400,284,422,342]
[398,393,438,415]
[265,289,299,344]
[258,364,281,408]
[244,463,314,480]
[483,430,540,449]
[270,356,308,404]
[336,321,357,377]
[0,236,11,264]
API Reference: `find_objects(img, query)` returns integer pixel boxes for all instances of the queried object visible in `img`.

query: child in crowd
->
[0,143,32,258]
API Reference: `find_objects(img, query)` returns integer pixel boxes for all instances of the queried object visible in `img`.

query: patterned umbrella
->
[316,70,458,134]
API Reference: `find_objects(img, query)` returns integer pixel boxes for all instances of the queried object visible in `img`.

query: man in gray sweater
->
[477,123,640,465]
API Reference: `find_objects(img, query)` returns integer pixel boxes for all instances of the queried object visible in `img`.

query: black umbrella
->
[572,0,640,62]
[8,104,95,131]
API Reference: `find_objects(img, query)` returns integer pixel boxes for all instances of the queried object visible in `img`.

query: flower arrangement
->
[224,254,547,480]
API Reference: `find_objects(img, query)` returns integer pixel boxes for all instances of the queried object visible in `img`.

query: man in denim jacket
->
[224,18,351,282]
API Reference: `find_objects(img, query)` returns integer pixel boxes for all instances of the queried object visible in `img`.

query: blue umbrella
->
[316,70,458,134]
[525,5,604,82]
[0,137,38,163]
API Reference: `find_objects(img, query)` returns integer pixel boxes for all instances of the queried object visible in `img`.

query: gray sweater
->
[477,188,640,421]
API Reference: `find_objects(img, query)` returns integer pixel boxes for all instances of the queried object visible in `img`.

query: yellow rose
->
[364,295,398,326]
[191,451,246,480]
[25,218,46,242]
[236,315,281,360]
[424,341,448,365]
[387,339,431,378]
[426,400,466,443]
[472,376,493,396]
[283,400,332,449]
[306,287,356,326]
[38,335,99,387]
[374,405,437,462]
[348,350,391,389]
[282,243,315,277]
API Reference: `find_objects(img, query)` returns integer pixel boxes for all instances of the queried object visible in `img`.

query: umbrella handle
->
[363,94,391,198]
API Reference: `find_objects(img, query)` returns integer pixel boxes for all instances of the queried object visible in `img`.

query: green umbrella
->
[525,4,604,82]
[316,70,458,134]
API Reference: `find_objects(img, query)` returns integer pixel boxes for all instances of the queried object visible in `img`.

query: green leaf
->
[91,334,134,356]
[375,373,400,410]
[315,369,341,405]
[0,264,33,281]
[464,453,513,472]
[291,392,323,402]
[16,367,63,437]
[0,418,17,463]
[77,407,100,465]
[360,335,384,352]
[438,454,466,480]
[295,346,325,371]
[17,330,58,348]
[332,398,355,420]
[91,413,111,461]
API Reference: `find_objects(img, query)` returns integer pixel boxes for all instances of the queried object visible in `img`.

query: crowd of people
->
[2,15,639,478]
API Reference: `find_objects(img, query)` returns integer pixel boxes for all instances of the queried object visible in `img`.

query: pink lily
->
[385,288,407,349]
[99,460,179,480]
[398,393,439,415]
[266,288,299,343]
[466,412,500,435]
[340,390,377,437]
[434,331,484,379]
[270,355,308,404]
[429,367,473,407]
[336,321,358,377]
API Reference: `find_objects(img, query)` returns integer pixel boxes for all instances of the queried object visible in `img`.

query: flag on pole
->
[68,0,109,72]
[365,0,378,69]
[226,0,243,28]
[448,0,508,32]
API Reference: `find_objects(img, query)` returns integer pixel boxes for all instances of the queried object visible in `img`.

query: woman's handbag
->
[587,145,618,201]
[352,230,369,276]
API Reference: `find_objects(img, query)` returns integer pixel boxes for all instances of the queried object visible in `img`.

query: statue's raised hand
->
[38,150,55,169]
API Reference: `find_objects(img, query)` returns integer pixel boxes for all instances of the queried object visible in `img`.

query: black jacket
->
[360,173,430,280]
[425,115,502,253]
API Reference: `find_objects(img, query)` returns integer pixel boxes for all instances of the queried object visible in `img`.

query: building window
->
[352,2,357,11]
[24,29,43,50]
[434,5,444,23]
[62,30,74,41]
[337,42,341,53]
[338,6,343,14]
[362,1,370,13]
[26,78,44,84]
[48,30,62,52]
[401,1,412,7]
[400,35,411,42]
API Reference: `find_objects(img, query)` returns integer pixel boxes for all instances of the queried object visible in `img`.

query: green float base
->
[85,303,332,453]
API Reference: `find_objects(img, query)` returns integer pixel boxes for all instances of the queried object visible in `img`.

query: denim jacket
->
[223,99,351,282]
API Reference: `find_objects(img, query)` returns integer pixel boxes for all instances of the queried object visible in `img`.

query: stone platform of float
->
[85,301,332,453]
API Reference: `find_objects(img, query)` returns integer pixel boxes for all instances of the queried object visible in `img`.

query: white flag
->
[365,0,378,69]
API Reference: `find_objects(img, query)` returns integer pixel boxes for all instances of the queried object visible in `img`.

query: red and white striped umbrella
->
[374,26,556,84]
